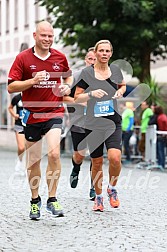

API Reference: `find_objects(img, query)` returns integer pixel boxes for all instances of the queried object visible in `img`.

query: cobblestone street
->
[0,148,167,252]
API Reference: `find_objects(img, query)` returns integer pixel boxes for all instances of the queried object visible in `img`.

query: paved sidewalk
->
[0,148,167,252]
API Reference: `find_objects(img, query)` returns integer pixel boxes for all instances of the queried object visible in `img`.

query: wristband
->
[88,91,93,98]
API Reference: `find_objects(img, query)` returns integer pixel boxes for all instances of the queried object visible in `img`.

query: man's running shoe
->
[29,200,41,220]
[70,169,79,188]
[107,187,120,208]
[93,197,104,212]
[89,187,96,201]
[46,200,64,217]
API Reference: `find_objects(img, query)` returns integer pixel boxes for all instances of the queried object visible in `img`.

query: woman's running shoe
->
[107,187,120,208]
[93,197,104,212]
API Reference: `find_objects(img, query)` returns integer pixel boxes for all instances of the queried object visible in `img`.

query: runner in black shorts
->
[64,47,96,200]
[75,40,126,212]
[8,21,72,220]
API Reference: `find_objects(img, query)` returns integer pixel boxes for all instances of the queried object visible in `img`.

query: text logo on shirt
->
[30,65,37,70]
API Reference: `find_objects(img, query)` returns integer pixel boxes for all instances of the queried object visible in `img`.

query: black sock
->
[72,158,82,173]
[31,195,41,204]
[47,197,57,203]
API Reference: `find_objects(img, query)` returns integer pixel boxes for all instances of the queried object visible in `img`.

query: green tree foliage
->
[36,0,167,82]
[144,77,165,107]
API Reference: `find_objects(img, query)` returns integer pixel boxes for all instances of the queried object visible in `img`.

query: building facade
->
[0,0,61,129]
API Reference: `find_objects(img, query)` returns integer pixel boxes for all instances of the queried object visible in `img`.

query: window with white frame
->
[6,0,9,33]
[0,1,1,35]
[0,83,7,127]
[35,2,39,23]
[14,0,18,30]
[24,0,29,28]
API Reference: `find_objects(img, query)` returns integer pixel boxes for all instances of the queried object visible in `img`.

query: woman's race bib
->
[94,100,115,117]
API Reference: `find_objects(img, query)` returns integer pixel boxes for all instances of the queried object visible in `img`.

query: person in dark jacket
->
[149,106,167,168]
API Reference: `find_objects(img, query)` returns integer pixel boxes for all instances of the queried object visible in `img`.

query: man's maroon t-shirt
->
[8,47,71,124]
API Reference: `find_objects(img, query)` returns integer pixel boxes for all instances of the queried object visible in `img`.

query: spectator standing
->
[8,21,72,220]
[122,102,134,163]
[138,101,153,160]
[149,106,167,168]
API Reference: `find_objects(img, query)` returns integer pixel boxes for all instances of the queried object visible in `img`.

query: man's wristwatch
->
[88,91,93,98]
